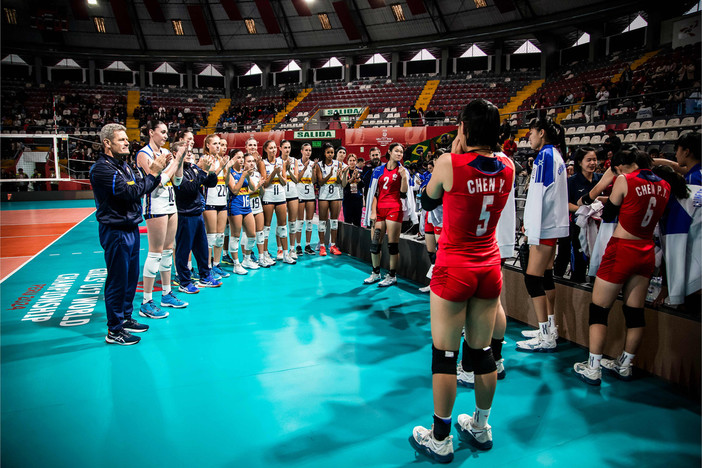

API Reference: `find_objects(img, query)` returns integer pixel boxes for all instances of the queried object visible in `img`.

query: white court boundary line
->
[0,209,95,284]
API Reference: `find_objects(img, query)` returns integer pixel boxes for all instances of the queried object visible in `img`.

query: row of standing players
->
[409,100,694,464]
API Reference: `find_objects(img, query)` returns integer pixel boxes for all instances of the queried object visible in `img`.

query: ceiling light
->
[4,8,17,25]
[245,18,257,34]
[318,13,331,30]
[93,16,106,33]
[391,4,405,22]
[172,19,184,35]
[87,0,98,5]
[474,0,487,8]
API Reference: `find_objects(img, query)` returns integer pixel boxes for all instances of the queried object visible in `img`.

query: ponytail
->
[530,117,566,157]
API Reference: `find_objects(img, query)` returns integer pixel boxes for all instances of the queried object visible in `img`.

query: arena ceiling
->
[1,0,696,65]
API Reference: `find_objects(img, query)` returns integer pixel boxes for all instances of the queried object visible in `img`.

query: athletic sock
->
[589,353,602,369]
[539,321,549,337]
[331,242,336,247]
[162,283,171,295]
[547,314,555,330]
[473,407,491,429]
[373,266,380,274]
[143,292,152,303]
[619,351,635,367]
[490,337,504,361]
[432,414,452,441]
[389,269,396,277]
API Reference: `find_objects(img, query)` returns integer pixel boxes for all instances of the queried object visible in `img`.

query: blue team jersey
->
[227,169,252,216]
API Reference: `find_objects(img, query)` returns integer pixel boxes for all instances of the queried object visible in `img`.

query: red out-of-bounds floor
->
[0,208,95,282]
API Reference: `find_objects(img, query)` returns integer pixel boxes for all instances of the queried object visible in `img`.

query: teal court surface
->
[1,200,700,467]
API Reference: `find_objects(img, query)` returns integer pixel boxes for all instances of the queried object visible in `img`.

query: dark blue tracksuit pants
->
[175,214,211,287]
[99,224,139,332]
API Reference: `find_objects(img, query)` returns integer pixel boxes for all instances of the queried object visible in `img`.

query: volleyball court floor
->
[1,200,699,467]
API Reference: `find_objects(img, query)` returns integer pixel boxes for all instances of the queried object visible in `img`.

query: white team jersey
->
[523,144,569,244]
[318,160,343,201]
[284,157,300,199]
[204,159,227,207]
[297,159,315,201]
[262,157,287,203]
[138,145,176,216]
[248,172,263,214]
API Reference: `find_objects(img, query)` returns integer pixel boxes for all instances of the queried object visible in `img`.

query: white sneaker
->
[265,252,276,266]
[378,274,397,287]
[516,332,557,352]
[418,285,431,293]
[457,414,493,450]
[457,362,475,388]
[257,257,270,268]
[276,249,284,261]
[232,263,248,275]
[522,325,558,340]
[426,264,434,279]
[600,358,633,381]
[573,361,602,386]
[241,258,260,270]
[283,251,297,264]
[410,426,454,464]
[289,249,298,260]
[364,272,381,284]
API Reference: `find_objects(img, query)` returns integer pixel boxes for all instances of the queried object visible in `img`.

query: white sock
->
[547,315,555,329]
[589,353,602,369]
[162,283,171,295]
[619,351,635,367]
[473,406,491,428]
[331,242,336,247]
[143,292,152,303]
[539,321,549,337]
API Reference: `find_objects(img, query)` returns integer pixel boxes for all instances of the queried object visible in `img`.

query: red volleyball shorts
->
[430,264,503,302]
[597,237,655,284]
[377,206,402,223]
[424,211,442,235]
[539,238,557,247]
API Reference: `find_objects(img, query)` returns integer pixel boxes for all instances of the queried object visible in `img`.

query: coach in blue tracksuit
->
[90,123,166,346]
[172,141,221,293]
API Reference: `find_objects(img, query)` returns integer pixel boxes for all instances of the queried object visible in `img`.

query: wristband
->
[581,193,594,205]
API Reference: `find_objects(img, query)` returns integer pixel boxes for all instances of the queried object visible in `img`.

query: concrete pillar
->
[589,28,605,63]
[139,64,146,89]
[301,60,310,86]
[225,64,234,98]
[345,56,353,83]
[88,60,96,86]
[540,41,559,80]
[494,40,504,74]
[34,57,42,85]
[645,10,662,50]
[391,52,399,81]
[262,62,271,89]
[186,64,193,90]
[441,48,449,77]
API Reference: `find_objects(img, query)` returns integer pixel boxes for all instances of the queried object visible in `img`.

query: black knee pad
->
[369,241,381,255]
[388,242,399,255]
[588,303,611,326]
[623,305,645,328]
[524,274,545,298]
[465,344,496,375]
[429,252,436,264]
[432,345,459,375]
[543,269,555,290]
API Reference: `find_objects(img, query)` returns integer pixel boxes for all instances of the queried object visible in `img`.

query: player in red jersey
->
[573,149,688,385]
[363,142,408,287]
[410,99,515,463]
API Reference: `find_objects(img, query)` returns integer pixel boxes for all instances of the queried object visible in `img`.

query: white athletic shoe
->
[456,362,475,388]
[410,426,454,464]
[457,414,493,450]
[426,264,434,279]
[418,285,431,293]
[522,325,559,340]
[276,249,284,261]
[289,249,298,260]
[282,251,297,264]
[265,252,277,266]
[232,263,248,275]
[516,332,557,352]
[600,358,634,381]
[364,272,381,284]
[241,258,260,270]
[378,274,397,287]
[573,361,602,386]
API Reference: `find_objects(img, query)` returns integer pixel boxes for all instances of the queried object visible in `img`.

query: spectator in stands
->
[32,169,43,191]
[425,109,436,125]
[596,85,609,121]
[603,129,622,156]
[408,106,420,127]
[15,168,29,192]
[502,134,517,158]
[582,83,596,122]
